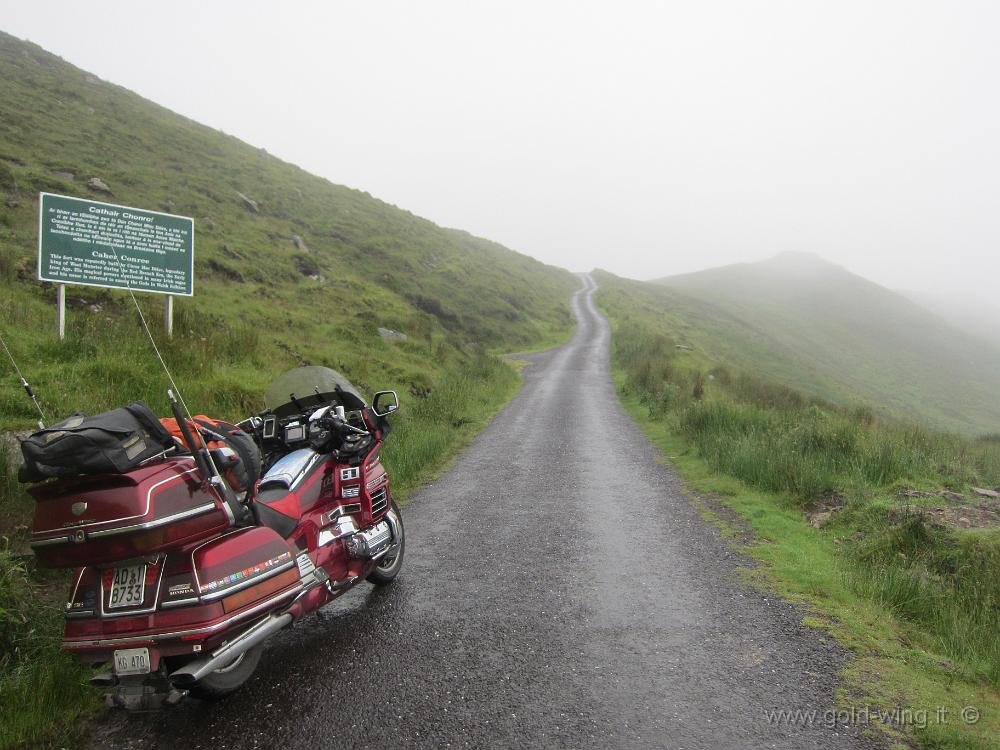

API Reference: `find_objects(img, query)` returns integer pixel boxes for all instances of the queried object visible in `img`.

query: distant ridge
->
[898,289,1000,351]
[605,252,1000,434]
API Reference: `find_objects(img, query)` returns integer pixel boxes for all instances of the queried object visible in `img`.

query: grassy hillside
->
[0,31,576,748]
[645,252,1000,436]
[0,30,576,433]
[595,270,1000,749]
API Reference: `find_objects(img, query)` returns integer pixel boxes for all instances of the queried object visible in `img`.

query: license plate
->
[108,564,146,609]
[113,647,150,676]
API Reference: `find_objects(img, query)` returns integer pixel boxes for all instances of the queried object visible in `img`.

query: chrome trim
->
[215,476,237,525]
[383,506,403,558]
[370,486,388,515]
[317,515,358,547]
[33,462,198,536]
[325,575,359,595]
[68,567,86,603]
[88,502,217,539]
[99,557,165,618]
[288,567,329,607]
[62,586,302,649]
[199,560,297,602]
[31,534,72,548]
[296,553,316,579]
[161,597,199,608]
[138,447,179,466]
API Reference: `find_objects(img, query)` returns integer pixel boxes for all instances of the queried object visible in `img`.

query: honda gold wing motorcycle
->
[22,365,403,710]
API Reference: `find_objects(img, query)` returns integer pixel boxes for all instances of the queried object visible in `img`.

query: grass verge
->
[613,375,1000,749]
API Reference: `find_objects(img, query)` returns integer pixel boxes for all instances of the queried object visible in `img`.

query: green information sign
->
[37,192,194,296]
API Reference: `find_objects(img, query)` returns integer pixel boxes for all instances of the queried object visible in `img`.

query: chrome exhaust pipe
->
[169,612,292,686]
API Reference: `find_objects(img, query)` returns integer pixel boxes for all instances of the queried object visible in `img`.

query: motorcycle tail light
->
[101,616,149,633]
[155,601,224,628]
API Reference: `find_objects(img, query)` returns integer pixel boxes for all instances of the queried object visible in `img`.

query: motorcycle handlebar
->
[329,415,369,437]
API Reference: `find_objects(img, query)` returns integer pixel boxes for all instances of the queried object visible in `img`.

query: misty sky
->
[4,2,998,300]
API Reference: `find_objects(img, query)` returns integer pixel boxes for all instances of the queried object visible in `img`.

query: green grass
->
[598,287,1000,749]
[0,30,576,749]
[382,354,521,499]
[0,546,96,750]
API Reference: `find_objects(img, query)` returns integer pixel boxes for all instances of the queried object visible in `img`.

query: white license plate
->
[108,564,146,609]
[113,647,150,676]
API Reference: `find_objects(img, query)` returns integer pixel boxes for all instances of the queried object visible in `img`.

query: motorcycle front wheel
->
[367,500,404,585]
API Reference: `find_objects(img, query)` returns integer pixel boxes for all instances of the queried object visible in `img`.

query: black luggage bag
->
[19,401,175,483]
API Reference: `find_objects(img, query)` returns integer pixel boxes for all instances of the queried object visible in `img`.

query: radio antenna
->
[0,330,46,430]
[106,249,223,479]
[107,249,194,419]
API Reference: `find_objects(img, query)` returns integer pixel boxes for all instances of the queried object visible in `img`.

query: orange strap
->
[159,416,226,452]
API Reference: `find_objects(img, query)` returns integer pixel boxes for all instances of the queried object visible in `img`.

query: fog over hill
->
[898,289,1000,351]
[636,252,1000,435]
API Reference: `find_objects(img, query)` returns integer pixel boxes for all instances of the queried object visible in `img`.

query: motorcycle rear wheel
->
[367,500,404,585]
[187,643,264,701]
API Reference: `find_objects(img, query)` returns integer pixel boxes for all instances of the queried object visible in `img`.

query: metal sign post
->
[166,295,174,338]
[57,283,66,340]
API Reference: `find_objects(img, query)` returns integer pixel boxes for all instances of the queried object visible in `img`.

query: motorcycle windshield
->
[264,366,367,416]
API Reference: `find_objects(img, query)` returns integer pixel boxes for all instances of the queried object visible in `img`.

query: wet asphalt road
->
[93,275,874,750]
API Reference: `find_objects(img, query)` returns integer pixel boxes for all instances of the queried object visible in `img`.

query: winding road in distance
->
[94,276,873,749]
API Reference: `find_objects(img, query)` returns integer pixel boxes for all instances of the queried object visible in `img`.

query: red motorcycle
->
[23,366,403,710]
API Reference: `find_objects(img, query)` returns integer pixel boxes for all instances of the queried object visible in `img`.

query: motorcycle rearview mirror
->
[371,390,399,417]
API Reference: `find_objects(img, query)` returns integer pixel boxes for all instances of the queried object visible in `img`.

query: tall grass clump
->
[850,514,1000,686]
[0,548,95,749]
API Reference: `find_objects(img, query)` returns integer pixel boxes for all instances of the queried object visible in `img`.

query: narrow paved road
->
[96,276,873,749]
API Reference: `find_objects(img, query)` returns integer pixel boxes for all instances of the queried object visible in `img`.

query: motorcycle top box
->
[29,457,231,568]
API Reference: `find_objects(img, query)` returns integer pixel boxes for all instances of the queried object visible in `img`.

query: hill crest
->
[603,255,1000,435]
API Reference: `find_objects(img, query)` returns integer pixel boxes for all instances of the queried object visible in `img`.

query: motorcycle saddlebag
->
[19,401,175,483]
